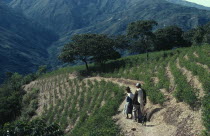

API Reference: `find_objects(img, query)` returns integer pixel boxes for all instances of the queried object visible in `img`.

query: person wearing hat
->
[123,86,134,119]
[132,83,144,122]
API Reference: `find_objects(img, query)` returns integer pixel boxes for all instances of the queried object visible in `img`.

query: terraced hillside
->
[23,74,125,135]
[23,45,210,135]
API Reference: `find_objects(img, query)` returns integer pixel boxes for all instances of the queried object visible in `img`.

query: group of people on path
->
[124,83,146,123]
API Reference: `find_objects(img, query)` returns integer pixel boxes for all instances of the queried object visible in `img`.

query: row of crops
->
[180,46,210,132]
[27,74,124,135]
[102,45,210,134]
[99,45,209,133]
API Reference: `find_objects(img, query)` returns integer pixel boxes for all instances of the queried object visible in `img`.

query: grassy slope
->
[25,45,210,135]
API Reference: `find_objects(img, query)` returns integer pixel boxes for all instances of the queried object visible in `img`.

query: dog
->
[141,113,147,126]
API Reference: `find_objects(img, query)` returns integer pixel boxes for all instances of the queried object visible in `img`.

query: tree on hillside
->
[113,35,129,50]
[155,26,188,50]
[90,34,121,66]
[127,20,158,61]
[37,65,47,76]
[183,22,210,46]
[58,34,120,71]
[0,73,24,126]
[184,27,206,46]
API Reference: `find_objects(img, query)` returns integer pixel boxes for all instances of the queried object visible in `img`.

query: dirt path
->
[84,77,177,136]
[84,73,204,135]
[84,76,203,136]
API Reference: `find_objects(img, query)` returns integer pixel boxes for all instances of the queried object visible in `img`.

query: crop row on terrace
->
[101,50,181,105]
[99,45,209,133]
[170,54,199,108]
[180,47,210,132]
[26,74,124,135]
[28,45,209,134]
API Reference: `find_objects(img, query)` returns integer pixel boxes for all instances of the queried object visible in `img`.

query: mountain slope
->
[9,0,138,35]
[43,0,210,67]
[9,0,210,36]
[0,2,58,82]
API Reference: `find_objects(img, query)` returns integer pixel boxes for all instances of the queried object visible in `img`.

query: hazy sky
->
[185,0,210,7]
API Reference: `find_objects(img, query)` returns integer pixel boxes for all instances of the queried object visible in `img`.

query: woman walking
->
[124,87,134,119]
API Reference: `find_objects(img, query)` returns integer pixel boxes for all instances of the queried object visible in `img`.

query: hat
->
[126,86,130,91]
[136,83,141,87]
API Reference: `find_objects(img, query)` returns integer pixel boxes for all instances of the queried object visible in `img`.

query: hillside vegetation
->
[8,45,208,136]
[0,2,57,82]
[22,75,124,135]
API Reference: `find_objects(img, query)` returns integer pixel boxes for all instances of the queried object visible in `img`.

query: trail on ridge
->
[84,75,202,136]
[84,77,175,136]
[84,70,204,136]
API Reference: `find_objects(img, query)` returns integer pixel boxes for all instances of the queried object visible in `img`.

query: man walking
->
[132,83,144,123]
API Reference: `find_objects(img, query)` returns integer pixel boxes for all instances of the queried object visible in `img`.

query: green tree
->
[155,26,187,50]
[0,118,63,136]
[127,20,158,61]
[192,27,205,45]
[0,73,24,126]
[59,34,120,71]
[183,22,210,46]
[37,65,47,76]
[113,35,129,50]
[58,34,92,71]
[90,34,121,66]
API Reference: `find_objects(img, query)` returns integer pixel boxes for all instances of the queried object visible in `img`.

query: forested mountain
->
[166,0,210,11]
[0,2,57,82]
[8,0,210,36]
[2,0,210,79]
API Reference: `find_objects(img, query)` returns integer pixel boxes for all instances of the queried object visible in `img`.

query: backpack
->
[142,89,147,106]
[132,89,147,105]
